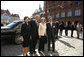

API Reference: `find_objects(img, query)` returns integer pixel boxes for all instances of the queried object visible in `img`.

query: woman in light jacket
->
[38,17,47,52]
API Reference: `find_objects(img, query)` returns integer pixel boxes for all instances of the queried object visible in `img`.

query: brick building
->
[44,1,83,24]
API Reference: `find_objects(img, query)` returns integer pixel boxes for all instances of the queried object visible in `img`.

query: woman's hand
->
[39,35,41,38]
[20,36,24,42]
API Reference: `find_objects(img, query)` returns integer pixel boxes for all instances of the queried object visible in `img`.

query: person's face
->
[25,18,29,23]
[36,16,40,21]
[41,19,45,23]
[49,18,52,22]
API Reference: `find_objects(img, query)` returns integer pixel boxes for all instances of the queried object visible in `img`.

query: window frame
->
[61,12,65,17]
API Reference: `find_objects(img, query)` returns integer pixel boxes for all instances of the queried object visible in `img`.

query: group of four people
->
[20,15,57,56]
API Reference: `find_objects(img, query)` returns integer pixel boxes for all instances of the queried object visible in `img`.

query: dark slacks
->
[65,29,68,36]
[30,36,38,53]
[60,29,63,36]
[71,30,74,37]
[48,35,55,51]
[39,36,46,51]
[56,28,59,37]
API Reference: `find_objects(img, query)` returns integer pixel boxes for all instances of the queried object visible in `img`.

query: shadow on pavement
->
[58,39,75,48]
[36,50,59,56]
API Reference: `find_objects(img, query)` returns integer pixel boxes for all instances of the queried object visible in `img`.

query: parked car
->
[1,20,24,45]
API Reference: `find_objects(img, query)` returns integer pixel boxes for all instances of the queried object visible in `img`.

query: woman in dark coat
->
[20,16,31,56]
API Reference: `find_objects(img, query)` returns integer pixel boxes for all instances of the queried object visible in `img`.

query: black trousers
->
[30,36,38,53]
[39,36,46,51]
[48,35,55,51]
[65,29,68,36]
[71,30,74,37]
[56,28,59,37]
[60,29,63,36]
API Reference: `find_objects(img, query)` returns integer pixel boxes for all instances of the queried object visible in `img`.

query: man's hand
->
[54,35,57,38]
[30,36,32,40]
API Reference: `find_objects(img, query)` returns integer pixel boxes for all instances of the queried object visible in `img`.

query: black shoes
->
[71,36,73,37]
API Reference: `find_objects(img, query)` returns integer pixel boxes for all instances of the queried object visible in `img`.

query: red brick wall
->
[44,1,83,24]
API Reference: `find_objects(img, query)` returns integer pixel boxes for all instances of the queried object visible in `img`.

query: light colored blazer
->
[38,23,47,36]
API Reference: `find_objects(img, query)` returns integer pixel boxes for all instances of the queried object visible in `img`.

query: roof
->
[1,9,11,15]
[11,14,19,17]
[1,9,20,18]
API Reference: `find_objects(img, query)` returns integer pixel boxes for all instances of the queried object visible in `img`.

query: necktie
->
[36,21,39,27]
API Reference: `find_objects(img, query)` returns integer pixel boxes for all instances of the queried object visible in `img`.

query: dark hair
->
[24,16,29,20]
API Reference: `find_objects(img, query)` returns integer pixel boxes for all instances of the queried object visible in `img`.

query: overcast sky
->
[1,1,44,19]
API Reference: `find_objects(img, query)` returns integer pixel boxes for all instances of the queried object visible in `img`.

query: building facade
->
[1,9,12,24]
[1,9,20,25]
[11,14,20,21]
[32,4,45,18]
[44,1,83,24]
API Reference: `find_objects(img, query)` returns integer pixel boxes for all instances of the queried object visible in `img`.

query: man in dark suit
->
[29,15,40,54]
[71,21,75,37]
[59,21,64,36]
[55,21,59,38]
[46,16,56,52]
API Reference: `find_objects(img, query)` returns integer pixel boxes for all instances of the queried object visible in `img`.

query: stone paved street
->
[1,30,83,56]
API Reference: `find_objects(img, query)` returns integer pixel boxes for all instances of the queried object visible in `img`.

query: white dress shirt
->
[50,22,52,27]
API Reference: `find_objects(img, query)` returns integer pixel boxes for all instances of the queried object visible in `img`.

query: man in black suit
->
[29,15,40,54]
[59,21,64,36]
[55,21,59,38]
[71,21,75,37]
[46,16,56,52]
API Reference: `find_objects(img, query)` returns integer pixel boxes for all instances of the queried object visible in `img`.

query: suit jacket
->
[29,20,39,39]
[71,24,75,30]
[59,23,64,30]
[46,22,56,37]
[55,22,59,29]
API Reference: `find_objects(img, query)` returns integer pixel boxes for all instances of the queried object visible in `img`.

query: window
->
[47,14,50,18]
[75,9,81,16]
[61,12,65,17]
[52,14,54,19]
[67,11,72,17]
[56,13,59,18]
[52,12,54,19]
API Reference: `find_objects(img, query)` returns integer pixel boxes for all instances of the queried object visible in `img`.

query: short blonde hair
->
[41,17,46,21]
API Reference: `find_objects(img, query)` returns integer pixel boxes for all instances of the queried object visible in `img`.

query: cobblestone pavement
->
[1,30,83,56]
